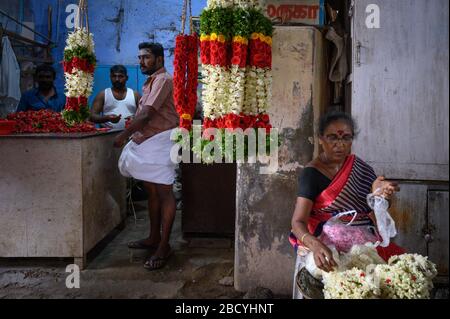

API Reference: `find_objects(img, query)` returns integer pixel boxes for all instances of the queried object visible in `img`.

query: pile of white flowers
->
[374,254,438,299]
[319,246,438,299]
[323,267,381,299]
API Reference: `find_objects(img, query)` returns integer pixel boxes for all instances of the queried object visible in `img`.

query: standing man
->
[114,42,179,271]
[16,64,65,112]
[90,65,140,130]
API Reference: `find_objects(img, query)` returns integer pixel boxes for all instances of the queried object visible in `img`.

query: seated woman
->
[290,111,405,299]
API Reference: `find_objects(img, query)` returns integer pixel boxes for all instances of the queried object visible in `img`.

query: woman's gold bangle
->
[300,233,309,244]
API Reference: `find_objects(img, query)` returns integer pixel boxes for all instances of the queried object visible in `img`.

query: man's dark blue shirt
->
[16,87,65,112]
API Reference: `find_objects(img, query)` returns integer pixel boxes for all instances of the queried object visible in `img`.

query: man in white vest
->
[90,65,140,129]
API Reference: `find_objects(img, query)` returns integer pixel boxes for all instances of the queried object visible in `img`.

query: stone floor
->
[0,202,245,299]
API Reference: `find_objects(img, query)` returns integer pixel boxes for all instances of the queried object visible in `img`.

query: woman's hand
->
[307,237,338,272]
[372,176,400,200]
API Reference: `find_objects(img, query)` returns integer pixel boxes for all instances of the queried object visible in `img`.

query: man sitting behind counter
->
[90,65,140,130]
[16,64,66,112]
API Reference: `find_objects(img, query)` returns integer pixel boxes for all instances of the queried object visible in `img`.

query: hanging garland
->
[187,0,274,162]
[62,1,96,126]
[173,0,198,131]
[173,35,198,131]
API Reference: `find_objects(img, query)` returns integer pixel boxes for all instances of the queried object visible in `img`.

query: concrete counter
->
[0,131,127,269]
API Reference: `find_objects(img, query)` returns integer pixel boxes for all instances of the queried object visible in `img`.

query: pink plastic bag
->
[319,211,379,253]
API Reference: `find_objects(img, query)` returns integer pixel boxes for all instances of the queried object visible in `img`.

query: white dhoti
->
[118,129,176,185]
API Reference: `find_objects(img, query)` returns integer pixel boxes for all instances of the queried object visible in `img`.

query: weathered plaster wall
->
[235,27,326,295]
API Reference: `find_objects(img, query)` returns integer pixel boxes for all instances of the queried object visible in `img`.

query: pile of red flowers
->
[7,110,96,133]
[173,33,198,131]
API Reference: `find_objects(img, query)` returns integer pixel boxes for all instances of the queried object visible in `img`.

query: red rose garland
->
[173,33,198,131]
[185,34,198,127]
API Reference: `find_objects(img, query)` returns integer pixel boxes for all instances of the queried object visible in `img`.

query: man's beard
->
[112,82,125,90]
[141,66,158,76]
[38,82,53,91]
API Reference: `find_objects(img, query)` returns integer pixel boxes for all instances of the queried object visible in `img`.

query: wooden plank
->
[351,0,449,181]
[428,190,449,276]
[181,162,236,235]
[388,184,428,256]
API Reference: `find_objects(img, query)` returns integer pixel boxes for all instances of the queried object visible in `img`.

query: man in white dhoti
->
[114,42,179,270]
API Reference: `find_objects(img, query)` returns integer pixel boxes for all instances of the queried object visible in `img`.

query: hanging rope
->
[189,0,193,35]
[181,0,193,35]
[76,0,89,32]
[181,0,188,35]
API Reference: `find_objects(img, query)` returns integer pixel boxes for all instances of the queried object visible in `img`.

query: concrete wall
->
[235,26,326,296]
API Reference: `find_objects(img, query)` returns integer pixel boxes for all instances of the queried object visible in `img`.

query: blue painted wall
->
[25,0,206,103]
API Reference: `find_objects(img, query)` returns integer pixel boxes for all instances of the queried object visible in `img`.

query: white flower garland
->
[66,27,95,53]
[263,68,272,113]
[202,65,231,119]
[64,70,94,98]
[255,67,272,114]
[228,65,246,115]
[243,66,258,115]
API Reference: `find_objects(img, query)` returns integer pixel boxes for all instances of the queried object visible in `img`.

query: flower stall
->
[0,0,126,269]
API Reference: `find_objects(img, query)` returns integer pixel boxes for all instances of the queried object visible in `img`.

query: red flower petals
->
[7,110,96,133]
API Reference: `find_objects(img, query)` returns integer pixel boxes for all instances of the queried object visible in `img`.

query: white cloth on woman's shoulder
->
[118,129,176,185]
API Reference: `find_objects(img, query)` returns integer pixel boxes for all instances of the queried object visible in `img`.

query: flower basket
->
[296,267,324,299]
